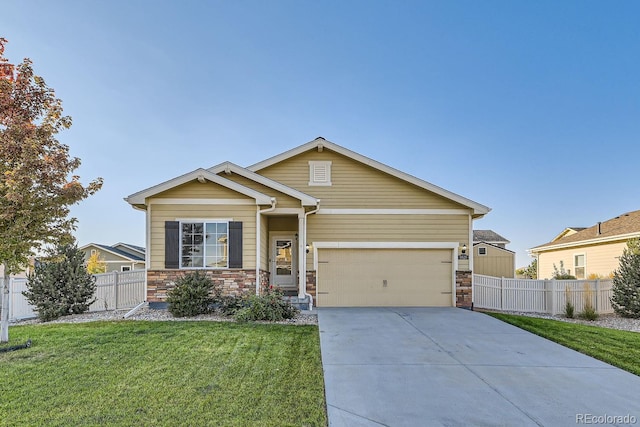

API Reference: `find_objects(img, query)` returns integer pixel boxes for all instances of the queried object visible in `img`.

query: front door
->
[270,234,297,289]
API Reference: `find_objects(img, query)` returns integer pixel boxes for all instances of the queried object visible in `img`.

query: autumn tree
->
[86,250,107,274]
[0,38,102,342]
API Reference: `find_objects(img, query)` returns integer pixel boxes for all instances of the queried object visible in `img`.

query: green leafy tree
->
[610,238,640,318]
[516,259,538,279]
[23,243,97,321]
[0,38,102,341]
[552,261,576,280]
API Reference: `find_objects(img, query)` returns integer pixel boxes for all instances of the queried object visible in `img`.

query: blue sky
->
[2,0,639,267]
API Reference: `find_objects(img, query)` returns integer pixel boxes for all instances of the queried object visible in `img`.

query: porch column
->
[298,213,306,299]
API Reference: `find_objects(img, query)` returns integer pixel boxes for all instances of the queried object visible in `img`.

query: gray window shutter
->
[165,221,180,269]
[228,221,243,268]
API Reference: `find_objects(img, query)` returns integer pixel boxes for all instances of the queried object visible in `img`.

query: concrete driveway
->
[318,307,640,427]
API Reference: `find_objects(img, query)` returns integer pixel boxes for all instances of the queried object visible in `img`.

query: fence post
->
[595,279,600,313]
[500,276,504,310]
[113,271,119,310]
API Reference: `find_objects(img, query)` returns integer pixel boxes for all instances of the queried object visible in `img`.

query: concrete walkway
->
[318,307,640,427]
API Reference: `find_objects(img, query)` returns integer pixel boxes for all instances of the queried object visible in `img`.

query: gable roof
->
[79,243,145,262]
[531,210,640,252]
[248,137,491,218]
[207,161,318,206]
[112,242,146,256]
[125,168,273,207]
[551,227,587,242]
[473,241,515,254]
[473,230,510,244]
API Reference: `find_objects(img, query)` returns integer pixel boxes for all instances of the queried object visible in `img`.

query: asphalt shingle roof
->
[532,209,640,249]
[473,230,510,243]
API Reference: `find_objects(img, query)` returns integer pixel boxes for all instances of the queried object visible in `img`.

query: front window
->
[574,254,585,279]
[181,221,228,268]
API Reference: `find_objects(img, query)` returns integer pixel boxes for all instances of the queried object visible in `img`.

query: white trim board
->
[149,198,255,205]
[316,209,470,215]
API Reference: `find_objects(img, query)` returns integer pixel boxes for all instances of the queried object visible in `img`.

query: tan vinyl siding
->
[152,180,252,199]
[257,149,467,209]
[220,173,302,208]
[307,214,470,270]
[149,202,256,270]
[474,245,515,278]
[537,241,627,279]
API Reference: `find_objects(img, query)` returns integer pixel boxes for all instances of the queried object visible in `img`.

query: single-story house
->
[125,137,491,308]
[529,210,640,279]
[472,230,515,278]
[79,243,146,272]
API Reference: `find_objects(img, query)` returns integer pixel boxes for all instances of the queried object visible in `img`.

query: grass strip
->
[488,313,640,377]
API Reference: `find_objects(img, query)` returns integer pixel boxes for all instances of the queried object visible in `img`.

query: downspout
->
[256,198,277,295]
[302,200,320,310]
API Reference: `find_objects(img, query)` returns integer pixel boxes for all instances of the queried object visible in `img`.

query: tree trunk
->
[1,267,10,343]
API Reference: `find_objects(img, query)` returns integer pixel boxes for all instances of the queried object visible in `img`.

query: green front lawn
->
[489,313,640,376]
[0,321,327,427]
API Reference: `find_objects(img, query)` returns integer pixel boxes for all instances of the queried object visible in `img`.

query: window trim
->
[121,266,131,272]
[574,253,586,279]
[477,247,487,256]
[308,161,332,186]
[179,219,231,269]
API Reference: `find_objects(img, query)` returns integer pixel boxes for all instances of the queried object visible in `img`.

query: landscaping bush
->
[611,238,640,318]
[167,271,218,317]
[218,295,247,316]
[563,286,575,318]
[552,261,576,280]
[23,243,97,321]
[234,286,299,322]
[578,283,598,321]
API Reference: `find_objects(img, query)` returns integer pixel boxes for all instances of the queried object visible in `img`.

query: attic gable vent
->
[309,161,332,186]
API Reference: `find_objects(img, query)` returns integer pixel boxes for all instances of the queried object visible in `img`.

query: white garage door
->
[316,248,454,307]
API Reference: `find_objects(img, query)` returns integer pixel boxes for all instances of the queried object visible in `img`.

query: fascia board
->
[125,168,272,205]
[529,232,640,253]
[208,161,318,206]
[247,138,491,216]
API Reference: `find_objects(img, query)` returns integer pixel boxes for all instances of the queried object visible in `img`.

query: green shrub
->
[578,283,598,321]
[563,286,575,318]
[167,271,217,317]
[218,295,247,316]
[611,238,640,318]
[552,261,576,280]
[23,244,97,322]
[233,286,299,322]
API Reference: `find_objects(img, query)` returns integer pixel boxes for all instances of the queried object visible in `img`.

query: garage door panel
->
[317,248,453,307]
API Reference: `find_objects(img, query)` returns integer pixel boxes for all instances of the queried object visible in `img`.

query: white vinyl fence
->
[473,274,614,315]
[2,270,146,322]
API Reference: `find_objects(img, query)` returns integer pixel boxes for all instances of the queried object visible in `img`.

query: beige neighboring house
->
[529,210,640,279]
[79,243,146,272]
[125,137,491,309]
[473,230,515,278]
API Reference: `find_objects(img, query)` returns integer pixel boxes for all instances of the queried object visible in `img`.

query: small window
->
[121,266,131,272]
[90,249,97,256]
[574,254,585,279]
[308,161,332,186]
[478,247,487,256]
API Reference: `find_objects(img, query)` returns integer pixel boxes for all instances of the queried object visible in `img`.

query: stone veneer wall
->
[147,269,270,303]
[455,270,472,308]
[305,271,317,298]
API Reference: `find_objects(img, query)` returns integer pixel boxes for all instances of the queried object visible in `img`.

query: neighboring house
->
[529,210,640,279]
[472,230,515,278]
[125,137,490,308]
[79,243,146,272]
